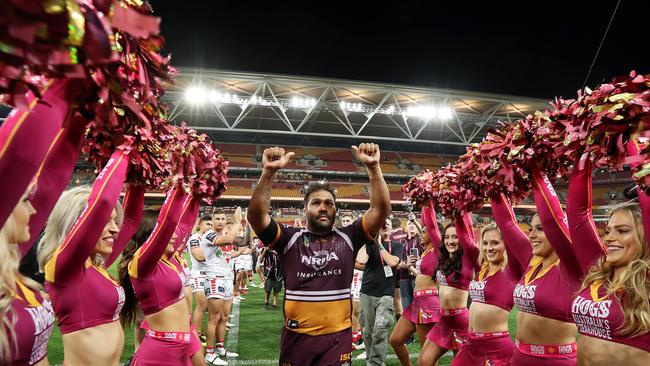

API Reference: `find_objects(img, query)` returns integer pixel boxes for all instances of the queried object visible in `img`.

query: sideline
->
[225,300,241,364]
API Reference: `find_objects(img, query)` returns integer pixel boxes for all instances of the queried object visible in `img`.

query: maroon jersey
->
[572,283,650,351]
[568,144,650,351]
[10,280,54,365]
[466,201,522,312]
[44,151,129,334]
[511,171,583,323]
[129,187,187,315]
[469,264,516,311]
[390,229,407,242]
[263,217,372,335]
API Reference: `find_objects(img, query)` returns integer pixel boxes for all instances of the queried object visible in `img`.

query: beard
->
[307,213,335,233]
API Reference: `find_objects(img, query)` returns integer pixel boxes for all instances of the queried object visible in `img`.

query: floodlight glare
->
[406,105,437,120]
[438,107,453,121]
[208,90,221,103]
[185,86,207,105]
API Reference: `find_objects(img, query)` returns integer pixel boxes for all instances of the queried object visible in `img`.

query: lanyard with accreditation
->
[378,241,393,278]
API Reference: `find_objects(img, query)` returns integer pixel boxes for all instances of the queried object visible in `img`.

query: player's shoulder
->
[188,234,202,247]
[202,229,219,242]
[334,222,360,238]
[276,222,304,239]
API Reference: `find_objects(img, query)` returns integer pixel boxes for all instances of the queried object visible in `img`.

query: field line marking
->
[226,300,241,363]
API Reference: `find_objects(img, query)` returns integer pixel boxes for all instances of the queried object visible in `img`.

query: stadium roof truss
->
[165,68,550,147]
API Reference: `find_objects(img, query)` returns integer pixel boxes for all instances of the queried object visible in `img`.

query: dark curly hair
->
[302,181,337,207]
[435,222,464,282]
[118,209,158,328]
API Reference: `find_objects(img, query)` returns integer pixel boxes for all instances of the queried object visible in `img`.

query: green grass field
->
[45,258,517,365]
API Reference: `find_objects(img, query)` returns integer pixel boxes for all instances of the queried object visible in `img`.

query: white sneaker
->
[355,351,366,360]
[217,348,239,358]
[205,352,228,365]
[238,296,246,300]
[226,321,234,327]
[232,297,241,304]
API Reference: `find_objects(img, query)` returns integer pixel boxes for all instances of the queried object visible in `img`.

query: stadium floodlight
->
[438,107,453,121]
[291,96,317,109]
[185,86,208,105]
[340,101,364,113]
[406,105,437,121]
[183,86,454,119]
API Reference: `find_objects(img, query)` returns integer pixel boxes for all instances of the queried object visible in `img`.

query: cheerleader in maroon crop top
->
[5,110,89,365]
[507,168,581,366]
[3,183,54,366]
[419,209,477,366]
[451,195,531,366]
[567,142,650,365]
[40,149,143,366]
[127,187,208,366]
[389,204,441,365]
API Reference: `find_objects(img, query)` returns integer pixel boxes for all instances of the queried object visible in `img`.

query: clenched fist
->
[352,143,380,168]
[262,147,295,173]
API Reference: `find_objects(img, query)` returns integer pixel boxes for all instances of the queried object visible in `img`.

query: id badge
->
[383,265,393,277]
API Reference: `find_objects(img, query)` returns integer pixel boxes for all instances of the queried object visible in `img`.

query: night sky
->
[152,0,650,100]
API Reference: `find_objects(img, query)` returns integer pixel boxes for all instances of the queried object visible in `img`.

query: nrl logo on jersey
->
[301,250,339,270]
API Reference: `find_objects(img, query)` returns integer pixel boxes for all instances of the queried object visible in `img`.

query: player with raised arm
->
[247,143,391,365]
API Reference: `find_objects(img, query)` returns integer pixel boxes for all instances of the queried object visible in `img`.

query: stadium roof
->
[164,68,549,154]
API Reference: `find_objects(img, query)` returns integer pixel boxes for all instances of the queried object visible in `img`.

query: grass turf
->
[45,258,517,365]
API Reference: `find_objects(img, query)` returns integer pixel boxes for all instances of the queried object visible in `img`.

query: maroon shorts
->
[402,289,440,325]
[131,330,192,366]
[279,328,353,365]
[451,331,514,366]
[509,340,577,366]
[426,308,469,350]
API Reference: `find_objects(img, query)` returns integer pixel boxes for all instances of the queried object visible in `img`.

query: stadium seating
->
[71,143,632,211]
[217,144,458,173]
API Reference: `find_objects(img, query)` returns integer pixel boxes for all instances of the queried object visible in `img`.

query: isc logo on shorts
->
[339,352,352,362]
[217,286,226,293]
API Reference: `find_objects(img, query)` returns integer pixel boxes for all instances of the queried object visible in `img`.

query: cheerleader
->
[390,206,441,365]
[418,211,478,366]
[567,143,650,365]
[1,183,54,366]
[37,150,139,365]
